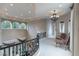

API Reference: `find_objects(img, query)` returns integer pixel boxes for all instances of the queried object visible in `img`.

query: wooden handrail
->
[0,38,38,50]
[0,37,39,56]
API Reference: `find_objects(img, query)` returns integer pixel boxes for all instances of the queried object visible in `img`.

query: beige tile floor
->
[39,38,71,56]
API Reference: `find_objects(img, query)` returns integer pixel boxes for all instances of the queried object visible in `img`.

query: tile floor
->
[39,38,71,56]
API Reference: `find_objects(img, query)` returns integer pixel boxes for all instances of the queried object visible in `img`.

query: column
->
[73,4,79,56]
[70,7,74,55]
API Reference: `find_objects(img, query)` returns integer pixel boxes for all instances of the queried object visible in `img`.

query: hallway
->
[39,38,71,56]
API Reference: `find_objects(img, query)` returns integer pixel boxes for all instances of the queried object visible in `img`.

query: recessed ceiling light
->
[5,12,8,15]
[4,8,8,12]
[59,4,62,7]
[15,16,18,18]
[20,14,23,16]
[10,4,14,7]
[28,11,31,14]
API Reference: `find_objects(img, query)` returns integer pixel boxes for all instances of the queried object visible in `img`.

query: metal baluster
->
[16,45,18,55]
[25,42,26,52]
[14,46,16,56]
[26,42,29,56]
[22,43,23,56]
[19,44,21,56]
[3,48,6,56]
[12,46,14,56]
[22,42,25,56]
[8,47,10,56]
[24,42,26,56]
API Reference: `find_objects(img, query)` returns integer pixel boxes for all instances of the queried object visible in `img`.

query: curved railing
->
[0,37,39,56]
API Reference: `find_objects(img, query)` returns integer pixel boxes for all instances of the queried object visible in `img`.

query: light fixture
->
[5,12,8,15]
[10,4,14,7]
[59,4,62,7]
[4,8,8,12]
[28,11,31,14]
[20,14,23,16]
[15,16,18,18]
[50,10,59,22]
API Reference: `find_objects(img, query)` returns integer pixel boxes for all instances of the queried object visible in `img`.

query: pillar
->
[73,3,79,56]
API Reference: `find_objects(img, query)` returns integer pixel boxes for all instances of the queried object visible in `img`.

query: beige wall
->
[0,18,47,44]
[46,12,70,38]
[0,17,30,43]
[29,19,47,33]
[0,12,71,45]
[1,29,29,43]
[57,12,72,51]
[56,12,70,34]
[27,19,47,39]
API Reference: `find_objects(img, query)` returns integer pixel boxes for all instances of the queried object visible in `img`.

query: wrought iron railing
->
[37,32,46,39]
[0,37,39,56]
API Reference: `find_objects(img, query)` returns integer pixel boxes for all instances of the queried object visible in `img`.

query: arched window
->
[1,21,12,29]
[12,22,20,29]
[20,23,26,29]
[1,21,27,29]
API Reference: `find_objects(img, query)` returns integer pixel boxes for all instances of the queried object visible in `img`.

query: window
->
[20,23,26,29]
[12,22,20,29]
[48,21,53,37]
[47,21,56,38]
[59,21,65,33]
[1,21,12,29]
[1,20,27,29]
[52,23,56,37]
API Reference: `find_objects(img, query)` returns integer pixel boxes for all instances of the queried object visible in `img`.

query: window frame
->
[1,20,27,29]
[59,21,65,33]
[1,20,12,29]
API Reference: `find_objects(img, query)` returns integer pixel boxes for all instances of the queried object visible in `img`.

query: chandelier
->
[50,10,59,22]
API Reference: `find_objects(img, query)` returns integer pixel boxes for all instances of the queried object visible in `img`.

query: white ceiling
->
[0,3,72,21]
[35,3,72,18]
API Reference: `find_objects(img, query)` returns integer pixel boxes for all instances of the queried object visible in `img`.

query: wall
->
[0,18,47,44]
[30,19,47,33]
[27,19,47,39]
[57,12,72,51]
[56,12,70,34]
[1,29,29,43]
[46,12,70,38]
[46,12,72,52]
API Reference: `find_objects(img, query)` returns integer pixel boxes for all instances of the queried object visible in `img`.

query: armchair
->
[55,33,69,49]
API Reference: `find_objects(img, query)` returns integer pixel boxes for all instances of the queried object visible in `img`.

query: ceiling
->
[0,3,72,22]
